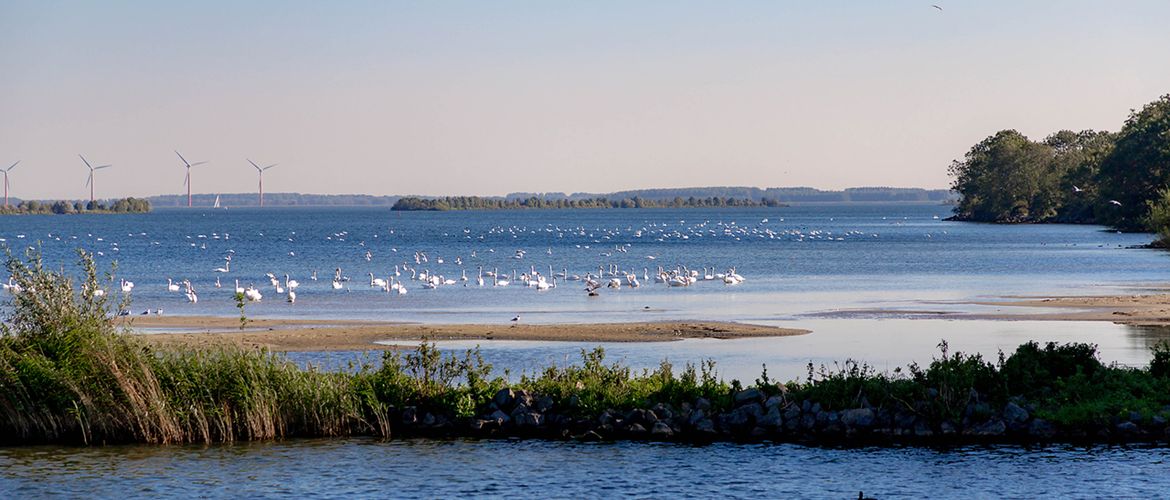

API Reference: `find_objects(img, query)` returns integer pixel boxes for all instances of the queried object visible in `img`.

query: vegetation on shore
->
[948,94,1170,241]
[0,197,151,215]
[3,250,1170,445]
[391,195,786,211]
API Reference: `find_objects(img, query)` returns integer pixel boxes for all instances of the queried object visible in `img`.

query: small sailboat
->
[212,194,223,209]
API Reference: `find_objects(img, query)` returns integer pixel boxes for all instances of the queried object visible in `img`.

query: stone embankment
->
[390,388,1170,445]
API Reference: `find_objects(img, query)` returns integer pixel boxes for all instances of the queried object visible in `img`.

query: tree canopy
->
[948,94,1169,240]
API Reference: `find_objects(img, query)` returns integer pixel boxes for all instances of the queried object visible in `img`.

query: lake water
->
[4,204,1170,497]
[2,438,1167,498]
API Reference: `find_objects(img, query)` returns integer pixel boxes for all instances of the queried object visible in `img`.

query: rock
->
[759,406,783,429]
[1028,418,1056,439]
[749,426,768,439]
[1129,411,1143,424]
[734,388,764,406]
[800,413,816,431]
[652,403,674,421]
[913,420,934,437]
[625,423,647,435]
[567,394,581,408]
[694,397,712,411]
[577,430,604,442]
[764,395,786,409]
[493,388,515,410]
[535,396,555,413]
[1115,421,1140,437]
[801,400,811,413]
[1003,402,1030,431]
[815,410,839,429]
[688,409,707,426]
[401,406,418,425]
[489,409,510,425]
[694,418,716,435]
[515,411,544,428]
[965,419,1006,437]
[840,408,875,430]
[470,419,491,431]
[926,388,939,399]
[894,411,916,431]
[722,408,752,429]
[939,420,956,436]
[510,404,530,418]
[420,412,436,427]
[650,422,674,439]
[513,390,534,409]
[598,410,614,427]
[783,406,801,431]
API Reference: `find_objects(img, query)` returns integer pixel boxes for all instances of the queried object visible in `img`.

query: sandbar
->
[122,315,810,352]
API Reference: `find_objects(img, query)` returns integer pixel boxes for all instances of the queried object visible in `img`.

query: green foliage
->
[0,197,151,215]
[947,94,1170,234]
[1098,94,1170,230]
[233,292,248,330]
[1145,188,1170,247]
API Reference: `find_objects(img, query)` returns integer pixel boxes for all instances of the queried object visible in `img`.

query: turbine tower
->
[248,159,277,207]
[2,161,17,208]
[175,150,207,207]
[79,155,112,204]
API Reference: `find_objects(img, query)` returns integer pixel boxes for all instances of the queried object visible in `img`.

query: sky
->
[2,0,1169,199]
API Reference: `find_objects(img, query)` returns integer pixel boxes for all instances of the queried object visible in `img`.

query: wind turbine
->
[2,161,17,208]
[248,159,277,207]
[175,150,207,207]
[79,155,112,204]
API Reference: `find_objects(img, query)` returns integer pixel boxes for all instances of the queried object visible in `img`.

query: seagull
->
[1072,185,1084,193]
[932,4,943,10]
[1109,200,1123,206]
[511,314,520,323]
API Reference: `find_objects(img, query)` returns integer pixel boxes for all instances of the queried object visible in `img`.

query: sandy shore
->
[123,316,810,352]
[807,293,1170,326]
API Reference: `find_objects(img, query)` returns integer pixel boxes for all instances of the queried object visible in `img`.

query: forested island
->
[948,94,1170,243]
[0,197,151,215]
[147,187,954,208]
[391,195,787,211]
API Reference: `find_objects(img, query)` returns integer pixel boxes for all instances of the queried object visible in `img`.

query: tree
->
[1098,95,1170,230]
[949,130,1058,222]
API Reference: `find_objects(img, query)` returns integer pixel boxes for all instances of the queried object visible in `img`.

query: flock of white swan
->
[1,215,954,312]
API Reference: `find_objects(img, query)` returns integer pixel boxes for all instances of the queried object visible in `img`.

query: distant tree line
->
[0,198,151,215]
[391,195,786,211]
[948,94,1170,243]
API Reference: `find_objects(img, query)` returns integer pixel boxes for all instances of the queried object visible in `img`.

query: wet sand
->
[123,316,810,352]
[807,293,1170,326]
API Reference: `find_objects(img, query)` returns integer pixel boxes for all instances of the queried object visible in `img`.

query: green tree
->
[949,130,1058,222]
[1098,94,1170,230]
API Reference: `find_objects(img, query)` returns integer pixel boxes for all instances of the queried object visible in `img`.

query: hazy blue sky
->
[2,1,1168,199]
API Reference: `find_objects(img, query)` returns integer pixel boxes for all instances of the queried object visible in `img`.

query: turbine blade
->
[95,165,112,170]
[7,161,17,171]
[264,164,278,170]
[191,161,207,167]
[248,159,261,171]
[86,172,93,187]
[79,154,93,169]
[175,150,191,167]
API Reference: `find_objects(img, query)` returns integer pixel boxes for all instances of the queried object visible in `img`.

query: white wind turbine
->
[79,155,112,204]
[248,159,277,207]
[176,150,207,207]
[2,161,17,208]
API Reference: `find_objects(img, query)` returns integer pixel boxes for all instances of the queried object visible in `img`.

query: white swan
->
[167,278,180,292]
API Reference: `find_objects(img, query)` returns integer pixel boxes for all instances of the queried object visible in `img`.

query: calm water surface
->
[1,438,1167,498]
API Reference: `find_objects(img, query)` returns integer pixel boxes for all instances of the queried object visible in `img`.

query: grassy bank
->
[3,249,1170,445]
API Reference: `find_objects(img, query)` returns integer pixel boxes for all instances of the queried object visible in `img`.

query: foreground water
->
[2,438,1167,497]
